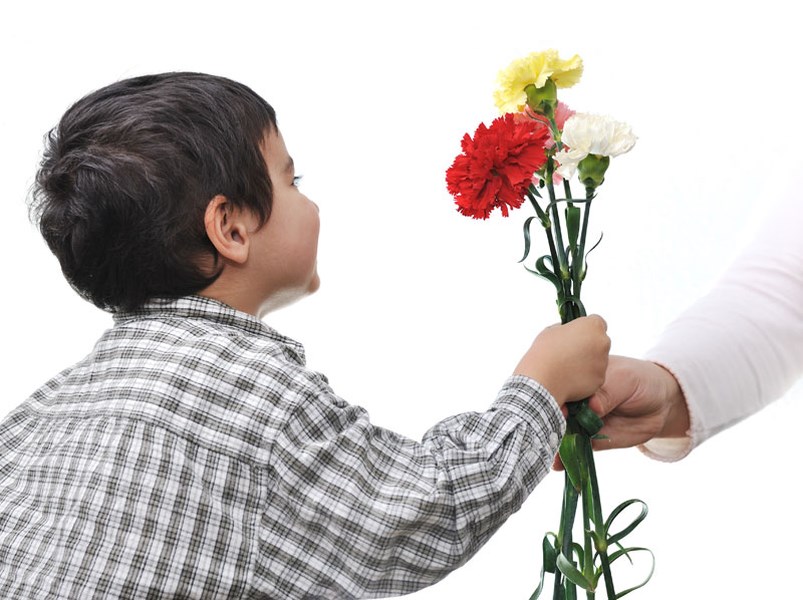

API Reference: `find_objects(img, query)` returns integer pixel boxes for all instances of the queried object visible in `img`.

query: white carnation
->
[555,113,637,179]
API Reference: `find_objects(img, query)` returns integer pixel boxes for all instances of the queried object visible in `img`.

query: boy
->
[0,73,610,599]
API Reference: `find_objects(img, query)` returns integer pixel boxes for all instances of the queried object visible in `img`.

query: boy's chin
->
[307,272,321,295]
[257,276,321,318]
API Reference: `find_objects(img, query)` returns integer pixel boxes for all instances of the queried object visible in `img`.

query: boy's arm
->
[260,373,563,599]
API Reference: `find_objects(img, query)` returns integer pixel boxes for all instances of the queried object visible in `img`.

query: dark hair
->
[30,72,277,312]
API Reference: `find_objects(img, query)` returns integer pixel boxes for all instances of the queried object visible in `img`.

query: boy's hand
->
[514,315,610,407]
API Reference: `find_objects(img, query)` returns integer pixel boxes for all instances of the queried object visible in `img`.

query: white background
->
[2,1,802,597]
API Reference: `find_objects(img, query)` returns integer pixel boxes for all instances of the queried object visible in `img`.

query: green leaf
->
[520,216,536,263]
[528,582,545,600]
[528,566,547,599]
[570,542,584,569]
[524,266,562,295]
[557,553,595,592]
[584,231,604,257]
[558,434,586,491]
[525,188,551,229]
[605,499,649,546]
[558,295,586,319]
[543,534,558,573]
[525,256,562,295]
[529,533,560,600]
[608,540,631,564]
[535,255,558,279]
[565,204,581,250]
[590,529,607,553]
[608,548,655,599]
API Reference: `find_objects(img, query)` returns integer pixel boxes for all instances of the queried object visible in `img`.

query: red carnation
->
[446,113,551,219]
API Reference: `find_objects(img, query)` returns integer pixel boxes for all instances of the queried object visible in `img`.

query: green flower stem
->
[544,172,574,323]
[555,471,580,599]
[526,189,562,281]
[584,435,616,599]
[559,180,596,595]
[563,179,584,321]
[563,179,574,204]
[574,188,594,300]
[524,158,647,600]
[581,471,595,600]
[578,188,593,260]
[546,185,569,281]
[548,115,564,152]
[545,164,569,277]
[598,553,615,600]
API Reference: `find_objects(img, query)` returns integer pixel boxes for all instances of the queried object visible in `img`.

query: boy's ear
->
[204,195,252,264]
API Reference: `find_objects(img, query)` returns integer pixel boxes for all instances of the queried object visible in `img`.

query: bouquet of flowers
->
[446,50,653,599]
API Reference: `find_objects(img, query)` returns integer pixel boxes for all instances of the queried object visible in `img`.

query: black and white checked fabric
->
[0,296,564,598]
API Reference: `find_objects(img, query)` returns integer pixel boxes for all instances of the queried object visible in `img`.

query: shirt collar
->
[112,295,307,364]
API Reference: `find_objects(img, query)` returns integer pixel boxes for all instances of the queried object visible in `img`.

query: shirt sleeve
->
[258,373,564,598]
[641,174,803,461]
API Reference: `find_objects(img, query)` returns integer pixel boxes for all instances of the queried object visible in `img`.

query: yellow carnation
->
[493,50,583,113]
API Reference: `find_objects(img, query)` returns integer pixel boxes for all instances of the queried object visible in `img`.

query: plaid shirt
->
[0,296,564,599]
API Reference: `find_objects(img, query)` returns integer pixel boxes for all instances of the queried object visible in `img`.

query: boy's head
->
[31,72,281,313]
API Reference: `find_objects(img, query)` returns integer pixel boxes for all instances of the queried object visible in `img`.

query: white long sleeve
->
[642,174,803,461]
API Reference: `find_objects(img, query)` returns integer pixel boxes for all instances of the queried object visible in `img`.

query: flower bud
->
[576,154,610,191]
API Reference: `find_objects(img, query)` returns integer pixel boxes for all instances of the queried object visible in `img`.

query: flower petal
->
[446,114,551,219]
[494,50,584,114]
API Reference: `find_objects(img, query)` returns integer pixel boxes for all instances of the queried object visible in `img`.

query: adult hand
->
[587,355,690,450]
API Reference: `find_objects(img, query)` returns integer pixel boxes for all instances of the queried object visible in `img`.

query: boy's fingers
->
[586,314,608,331]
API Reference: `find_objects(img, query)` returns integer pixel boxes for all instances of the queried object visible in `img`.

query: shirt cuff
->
[492,374,565,457]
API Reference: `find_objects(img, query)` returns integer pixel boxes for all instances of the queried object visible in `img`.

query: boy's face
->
[250,128,320,316]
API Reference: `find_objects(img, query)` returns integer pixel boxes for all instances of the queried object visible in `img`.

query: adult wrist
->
[654,363,690,438]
